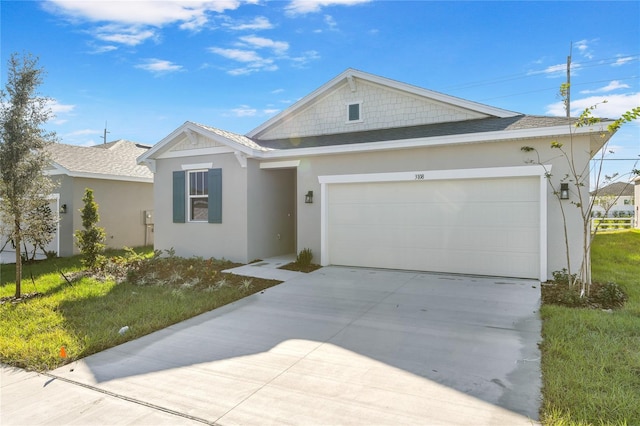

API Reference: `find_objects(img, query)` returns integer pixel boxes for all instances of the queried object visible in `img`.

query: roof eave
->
[258,122,613,159]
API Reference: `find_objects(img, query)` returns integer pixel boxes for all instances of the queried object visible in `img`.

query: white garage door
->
[327,176,540,278]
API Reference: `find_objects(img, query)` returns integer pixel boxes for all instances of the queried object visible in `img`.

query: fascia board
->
[137,122,191,164]
[257,122,615,160]
[139,121,261,164]
[45,162,72,176]
[58,171,153,183]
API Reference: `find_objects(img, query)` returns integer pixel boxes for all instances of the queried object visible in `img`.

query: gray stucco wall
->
[70,178,153,255]
[154,153,250,262]
[294,134,592,278]
[54,176,153,256]
[247,162,296,261]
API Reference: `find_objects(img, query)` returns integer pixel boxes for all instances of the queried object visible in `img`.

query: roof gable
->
[248,68,520,140]
[138,121,271,164]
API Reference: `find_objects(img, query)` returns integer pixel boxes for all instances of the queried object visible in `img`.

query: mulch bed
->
[0,292,41,305]
[279,262,323,273]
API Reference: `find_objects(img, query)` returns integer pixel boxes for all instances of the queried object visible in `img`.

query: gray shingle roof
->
[591,182,634,197]
[254,115,575,150]
[47,140,153,180]
[190,122,272,152]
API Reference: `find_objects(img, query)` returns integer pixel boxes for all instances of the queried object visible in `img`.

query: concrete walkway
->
[1,266,541,425]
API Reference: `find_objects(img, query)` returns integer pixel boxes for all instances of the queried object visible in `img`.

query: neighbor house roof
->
[46,140,153,183]
[591,182,634,197]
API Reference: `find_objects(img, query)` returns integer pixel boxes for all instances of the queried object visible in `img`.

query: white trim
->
[346,101,363,124]
[44,169,152,183]
[181,163,213,171]
[159,146,234,159]
[318,164,550,281]
[259,160,301,169]
[187,169,209,223]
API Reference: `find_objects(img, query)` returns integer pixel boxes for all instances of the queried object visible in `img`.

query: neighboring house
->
[46,140,154,257]
[138,69,617,281]
[590,182,635,217]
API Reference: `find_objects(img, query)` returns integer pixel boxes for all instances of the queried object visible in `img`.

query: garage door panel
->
[327,177,540,279]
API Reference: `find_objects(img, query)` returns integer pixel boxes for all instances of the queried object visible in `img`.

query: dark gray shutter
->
[173,171,185,223]
[208,168,222,223]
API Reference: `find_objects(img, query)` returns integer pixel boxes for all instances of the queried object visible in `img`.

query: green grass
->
[540,230,640,425]
[0,247,281,371]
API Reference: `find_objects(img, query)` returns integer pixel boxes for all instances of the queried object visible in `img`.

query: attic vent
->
[347,102,362,123]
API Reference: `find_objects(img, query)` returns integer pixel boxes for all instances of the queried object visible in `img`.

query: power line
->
[441,53,640,92]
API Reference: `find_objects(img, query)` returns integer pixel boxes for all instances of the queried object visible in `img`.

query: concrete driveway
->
[1,266,541,425]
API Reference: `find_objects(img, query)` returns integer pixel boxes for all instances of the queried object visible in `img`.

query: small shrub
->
[44,250,57,260]
[590,282,627,309]
[551,269,577,286]
[240,279,253,292]
[296,248,313,267]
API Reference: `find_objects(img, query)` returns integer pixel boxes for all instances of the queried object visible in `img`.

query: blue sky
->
[2,0,639,180]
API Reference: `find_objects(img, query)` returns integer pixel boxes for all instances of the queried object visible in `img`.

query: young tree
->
[75,188,106,269]
[0,53,56,298]
[22,199,58,260]
[522,87,639,295]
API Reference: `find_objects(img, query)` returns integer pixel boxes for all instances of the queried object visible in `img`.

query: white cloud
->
[210,47,264,63]
[65,129,99,137]
[47,99,75,115]
[528,62,582,78]
[87,43,118,54]
[94,24,156,46]
[545,92,640,119]
[580,81,631,94]
[232,106,257,116]
[574,39,595,59]
[324,14,338,31]
[135,59,184,74]
[285,0,371,15]
[45,0,241,27]
[612,56,634,67]
[209,46,279,75]
[225,16,273,31]
[43,0,244,45]
[291,50,320,67]
[239,35,289,54]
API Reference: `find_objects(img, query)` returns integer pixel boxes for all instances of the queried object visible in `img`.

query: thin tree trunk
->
[14,224,22,298]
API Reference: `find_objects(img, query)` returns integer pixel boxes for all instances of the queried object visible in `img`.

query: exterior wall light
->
[560,183,570,200]
[305,191,314,204]
[60,204,67,214]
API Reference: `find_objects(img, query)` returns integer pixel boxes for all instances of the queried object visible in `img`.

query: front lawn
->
[0,247,281,371]
[540,230,640,425]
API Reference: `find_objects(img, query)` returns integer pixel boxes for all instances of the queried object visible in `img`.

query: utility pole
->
[102,121,110,145]
[566,43,572,118]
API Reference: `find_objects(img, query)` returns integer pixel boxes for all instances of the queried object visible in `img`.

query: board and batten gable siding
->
[255,78,489,140]
[293,133,592,279]
[154,153,250,263]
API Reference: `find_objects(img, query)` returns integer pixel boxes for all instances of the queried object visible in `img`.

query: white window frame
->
[346,101,363,123]
[187,169,209,222]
